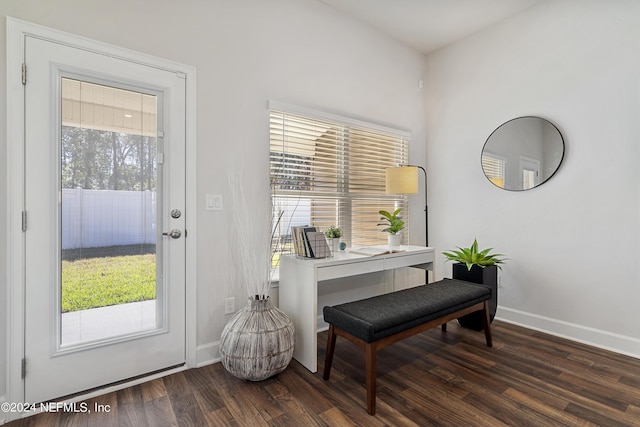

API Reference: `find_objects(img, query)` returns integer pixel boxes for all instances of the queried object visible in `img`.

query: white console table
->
[279,245,435,372]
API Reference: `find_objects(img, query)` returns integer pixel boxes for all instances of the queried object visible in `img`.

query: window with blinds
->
[269,107,410,258]
[481,153,506,188]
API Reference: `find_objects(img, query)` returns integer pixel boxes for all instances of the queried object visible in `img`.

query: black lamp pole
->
[399,164,429,284]
[402,164,428,247]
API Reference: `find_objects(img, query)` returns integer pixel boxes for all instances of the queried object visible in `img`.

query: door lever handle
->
[162,229,182,239]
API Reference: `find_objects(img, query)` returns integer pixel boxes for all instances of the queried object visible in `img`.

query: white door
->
[520,157,540,190]
[24,36,186,403]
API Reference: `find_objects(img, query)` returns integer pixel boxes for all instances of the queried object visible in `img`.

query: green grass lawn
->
[61,254,156,313]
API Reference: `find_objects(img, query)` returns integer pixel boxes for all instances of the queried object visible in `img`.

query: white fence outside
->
[272,197,311,236]
[62,189,156,249]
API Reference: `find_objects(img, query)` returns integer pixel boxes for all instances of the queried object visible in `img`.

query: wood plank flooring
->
[6,321,640,426]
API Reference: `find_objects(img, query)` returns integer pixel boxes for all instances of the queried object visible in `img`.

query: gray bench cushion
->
[323,278,490,343]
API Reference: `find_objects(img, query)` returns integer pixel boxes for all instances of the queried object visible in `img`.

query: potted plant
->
[378,208,405,247]
[443,238,506,330]
[324,225,342,254]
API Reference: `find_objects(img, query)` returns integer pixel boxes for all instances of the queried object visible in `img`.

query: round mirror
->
[481,116,564,191]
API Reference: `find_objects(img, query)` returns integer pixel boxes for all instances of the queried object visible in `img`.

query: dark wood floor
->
[6,321,640,426]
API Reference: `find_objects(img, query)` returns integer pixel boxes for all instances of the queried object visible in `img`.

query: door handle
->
[162,229,182,239]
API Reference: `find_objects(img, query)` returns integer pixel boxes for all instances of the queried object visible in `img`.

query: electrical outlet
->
[224,297,235,314]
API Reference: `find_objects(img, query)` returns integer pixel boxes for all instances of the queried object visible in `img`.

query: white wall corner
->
[496,308,640,360]
[196,341,221,368]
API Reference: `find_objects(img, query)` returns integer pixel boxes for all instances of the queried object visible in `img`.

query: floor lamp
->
[385,165,428,246]
[386,165,429,282]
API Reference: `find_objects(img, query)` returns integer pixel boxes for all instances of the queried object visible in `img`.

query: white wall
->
[425,0,640,357]
[0,0,427,399]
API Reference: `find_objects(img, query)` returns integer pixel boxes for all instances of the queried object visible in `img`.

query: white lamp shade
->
[386,166,418,194]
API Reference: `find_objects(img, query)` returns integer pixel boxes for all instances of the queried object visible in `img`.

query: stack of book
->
[291,226,331,258]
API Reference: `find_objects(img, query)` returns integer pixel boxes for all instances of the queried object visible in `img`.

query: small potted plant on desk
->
[324,225,343,255]
[378,208,405,247]
[443,238,507,330]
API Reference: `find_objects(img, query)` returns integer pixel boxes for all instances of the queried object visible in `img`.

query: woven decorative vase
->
[219,297,295,381]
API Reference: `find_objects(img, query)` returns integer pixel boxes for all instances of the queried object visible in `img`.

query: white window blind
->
[481,153,506,188]
[269,106,410,257]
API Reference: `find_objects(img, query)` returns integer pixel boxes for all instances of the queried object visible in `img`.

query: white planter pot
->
[388,233,401,248]
[326,238,340,255]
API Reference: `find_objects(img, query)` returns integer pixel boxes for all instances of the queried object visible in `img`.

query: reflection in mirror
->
[481,116,564,191]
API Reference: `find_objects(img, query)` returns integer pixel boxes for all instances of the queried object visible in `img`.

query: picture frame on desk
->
[307,232,331,258]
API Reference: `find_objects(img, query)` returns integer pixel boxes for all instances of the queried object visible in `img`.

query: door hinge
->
[21,358,26,379]
[22,211,27,231]
[22,63,27,85]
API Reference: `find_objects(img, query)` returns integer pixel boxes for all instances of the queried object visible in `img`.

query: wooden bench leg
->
[482,301,493,347]
[323,324,337,380]
[441,322,447,332]
[365,343,377,415]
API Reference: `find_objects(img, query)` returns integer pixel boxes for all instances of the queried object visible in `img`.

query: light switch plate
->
[205,194,222,211]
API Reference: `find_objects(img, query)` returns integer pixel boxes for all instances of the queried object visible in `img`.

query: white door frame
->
[5,17,197,414]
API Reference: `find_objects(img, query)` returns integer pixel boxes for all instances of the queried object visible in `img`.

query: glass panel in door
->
[60,78,160,346]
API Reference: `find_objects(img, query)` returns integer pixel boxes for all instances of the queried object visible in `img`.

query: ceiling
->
[319,0,542,54]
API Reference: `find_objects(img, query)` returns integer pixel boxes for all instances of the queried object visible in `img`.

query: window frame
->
[269,101,411,260]
[481,151,507,189]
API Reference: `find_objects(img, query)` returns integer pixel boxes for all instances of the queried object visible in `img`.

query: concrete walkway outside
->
[61,300,156,346]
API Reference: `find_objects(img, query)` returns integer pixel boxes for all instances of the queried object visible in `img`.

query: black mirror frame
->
[481,116,565,191]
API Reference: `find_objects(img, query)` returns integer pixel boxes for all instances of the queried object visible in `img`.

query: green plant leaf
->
[377,208,405,234]
[378,210,393,220]
[442,239,507,270]
[478,247,493,256]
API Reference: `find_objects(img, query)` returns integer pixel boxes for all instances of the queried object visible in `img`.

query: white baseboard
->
[496,307,640,360]
[193,307,640,376]
[196,341,221,367]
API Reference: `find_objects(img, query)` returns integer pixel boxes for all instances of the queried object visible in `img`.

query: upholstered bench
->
[322,278,493,415]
